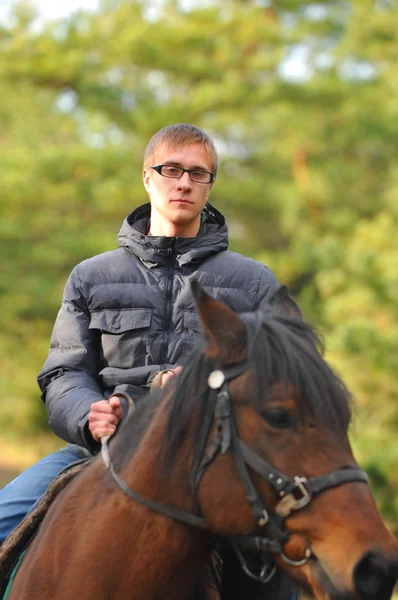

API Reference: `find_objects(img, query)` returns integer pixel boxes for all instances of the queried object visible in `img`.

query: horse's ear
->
[191,279,247,362]
[267,285,304,320]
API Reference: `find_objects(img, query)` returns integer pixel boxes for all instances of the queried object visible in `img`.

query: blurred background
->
[0,0,397,537]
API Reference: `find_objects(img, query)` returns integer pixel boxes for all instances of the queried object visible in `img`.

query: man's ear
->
[191,279,247,364]
[143,168,151,193]
[267,285,303,320]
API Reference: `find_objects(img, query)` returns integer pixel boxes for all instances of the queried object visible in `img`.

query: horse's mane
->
[112,309,352,473]
[109,389,161,471]
[164,309,353,467]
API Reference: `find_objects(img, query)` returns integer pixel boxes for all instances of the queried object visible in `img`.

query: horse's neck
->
[112,402,214,597]
[124,401,196,512]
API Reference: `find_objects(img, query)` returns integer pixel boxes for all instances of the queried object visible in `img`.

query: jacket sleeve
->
[255,266,279,310]
[37,266,104,451]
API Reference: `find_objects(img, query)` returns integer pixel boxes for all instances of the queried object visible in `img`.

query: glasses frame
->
[150,164,214,184]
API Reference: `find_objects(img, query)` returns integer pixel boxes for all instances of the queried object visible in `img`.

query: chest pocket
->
[89,308,152,368]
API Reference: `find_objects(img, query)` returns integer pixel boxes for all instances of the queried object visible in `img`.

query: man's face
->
[143,143,214,237]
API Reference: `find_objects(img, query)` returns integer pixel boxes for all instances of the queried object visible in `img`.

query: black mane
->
[164,309,352,466]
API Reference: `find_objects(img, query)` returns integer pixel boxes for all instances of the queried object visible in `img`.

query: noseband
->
[102,361,368,582]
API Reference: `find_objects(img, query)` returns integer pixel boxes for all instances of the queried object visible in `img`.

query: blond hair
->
[143,124,219,178]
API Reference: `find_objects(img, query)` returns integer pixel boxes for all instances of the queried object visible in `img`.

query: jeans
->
[0,444,92,545]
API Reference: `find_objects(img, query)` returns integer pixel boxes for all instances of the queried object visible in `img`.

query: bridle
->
[101,360,369,582]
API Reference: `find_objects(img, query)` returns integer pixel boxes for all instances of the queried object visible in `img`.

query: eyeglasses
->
[150,164,214,184]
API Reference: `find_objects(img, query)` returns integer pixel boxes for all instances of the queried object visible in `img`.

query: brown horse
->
[7,283,398,599]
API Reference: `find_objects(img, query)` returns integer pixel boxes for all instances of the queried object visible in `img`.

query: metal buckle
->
[291,476,311,510]
[275,476,312,518]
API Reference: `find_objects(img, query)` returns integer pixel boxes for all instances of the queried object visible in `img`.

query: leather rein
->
[101,361,368,582]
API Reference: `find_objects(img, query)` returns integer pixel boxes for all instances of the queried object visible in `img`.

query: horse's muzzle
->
[353,550,398,599]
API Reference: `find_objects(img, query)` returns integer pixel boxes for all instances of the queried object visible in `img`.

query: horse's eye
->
[261,408,293,429]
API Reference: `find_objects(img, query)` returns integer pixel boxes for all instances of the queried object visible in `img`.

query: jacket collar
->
[117,202,229,267]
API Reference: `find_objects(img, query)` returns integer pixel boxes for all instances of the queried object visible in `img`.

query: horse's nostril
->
[353,550,397,598]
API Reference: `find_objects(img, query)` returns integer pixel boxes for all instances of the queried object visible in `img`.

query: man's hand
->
[88,396,122,442]
[160,366,182,387]
[151,366,182,390]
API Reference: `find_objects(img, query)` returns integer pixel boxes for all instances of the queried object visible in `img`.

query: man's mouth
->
[171,199,193,204]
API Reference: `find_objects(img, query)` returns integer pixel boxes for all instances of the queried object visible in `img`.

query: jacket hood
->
[117,202,229,266]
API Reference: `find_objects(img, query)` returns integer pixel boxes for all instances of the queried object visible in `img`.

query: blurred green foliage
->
[0,0,397,530]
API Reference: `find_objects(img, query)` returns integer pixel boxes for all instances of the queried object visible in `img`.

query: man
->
[0,123,278,546]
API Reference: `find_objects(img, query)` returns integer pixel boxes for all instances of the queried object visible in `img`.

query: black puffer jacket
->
[38,203,278,450]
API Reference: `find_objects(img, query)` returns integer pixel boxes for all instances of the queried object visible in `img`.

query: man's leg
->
[0,445,92,545]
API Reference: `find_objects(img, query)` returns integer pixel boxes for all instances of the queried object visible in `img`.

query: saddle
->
[0,460,91,598]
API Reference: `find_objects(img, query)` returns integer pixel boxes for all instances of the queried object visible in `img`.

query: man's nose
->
[177,171,192,188]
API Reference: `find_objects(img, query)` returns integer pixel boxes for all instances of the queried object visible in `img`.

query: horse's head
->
[186,281,398,600]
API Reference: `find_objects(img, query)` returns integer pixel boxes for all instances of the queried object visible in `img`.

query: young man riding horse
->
[0,124,292,596]
[3,284,398,600]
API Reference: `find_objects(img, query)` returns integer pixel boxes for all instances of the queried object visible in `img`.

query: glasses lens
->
[160,165,183,178]
[190,170,212,183]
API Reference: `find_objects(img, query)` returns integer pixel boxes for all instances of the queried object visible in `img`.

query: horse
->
[5,282,398,599]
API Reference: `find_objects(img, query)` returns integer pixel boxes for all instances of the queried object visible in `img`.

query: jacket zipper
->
[160,238,176,365]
